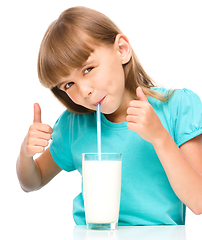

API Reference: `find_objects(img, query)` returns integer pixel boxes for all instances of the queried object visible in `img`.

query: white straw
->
[96,103,101,161]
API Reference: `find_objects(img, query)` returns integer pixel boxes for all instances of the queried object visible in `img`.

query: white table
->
[73,225,200,240]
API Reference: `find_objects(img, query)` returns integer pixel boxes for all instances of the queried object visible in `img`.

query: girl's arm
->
[153,132,202,215]
[127,87,202,214]
[17,148,61,192]
[16,103,61,192]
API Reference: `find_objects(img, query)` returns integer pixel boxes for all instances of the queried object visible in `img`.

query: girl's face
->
[57,36,133,121]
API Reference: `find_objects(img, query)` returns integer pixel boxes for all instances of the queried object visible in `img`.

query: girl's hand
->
[21,103,53,158]
[126,87,166,145]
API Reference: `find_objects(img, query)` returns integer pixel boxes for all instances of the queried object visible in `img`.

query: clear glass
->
[82,153,122,230]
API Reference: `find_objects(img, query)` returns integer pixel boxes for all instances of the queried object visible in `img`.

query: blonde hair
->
[38,6,173,113]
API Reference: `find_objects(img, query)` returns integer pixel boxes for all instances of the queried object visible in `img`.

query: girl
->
[17,6,202,226]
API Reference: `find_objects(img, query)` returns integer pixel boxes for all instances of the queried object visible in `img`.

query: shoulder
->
[150,86,196,96]
[52,110,71,131]
[150,87,201,106]
[54,109,71,123]
[168,88,202,114]
[150,86,202,119]
[150,87,202,146]
[170,88,201,101]
[53,110,95,130]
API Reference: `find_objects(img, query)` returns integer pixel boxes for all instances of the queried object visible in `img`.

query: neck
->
[105,112,127,123]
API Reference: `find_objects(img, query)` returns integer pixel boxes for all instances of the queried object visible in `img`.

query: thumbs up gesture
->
[21,103,53,158]
[126,87,165,144]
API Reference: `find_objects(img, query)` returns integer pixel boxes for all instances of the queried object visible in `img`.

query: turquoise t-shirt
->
[49,88,202,225]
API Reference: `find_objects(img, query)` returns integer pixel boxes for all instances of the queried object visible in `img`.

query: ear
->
[115,34,132,64]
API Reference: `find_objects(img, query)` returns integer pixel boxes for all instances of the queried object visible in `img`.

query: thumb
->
[33,103,42,123]
[136,87,148,102]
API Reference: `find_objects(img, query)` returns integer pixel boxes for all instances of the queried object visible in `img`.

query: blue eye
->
[84,67,93,75]
[65,82,74,90]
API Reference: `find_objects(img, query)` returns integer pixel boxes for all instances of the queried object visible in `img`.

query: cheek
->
[110,68,125,92]
[66,89,80,105]
[100,65,125,91]
[108,59,125,86]
[94,71,107,90]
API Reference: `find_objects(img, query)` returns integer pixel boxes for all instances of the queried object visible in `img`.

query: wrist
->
[19,151,33,162]
[20,142,34,162]
[151,128,171,150]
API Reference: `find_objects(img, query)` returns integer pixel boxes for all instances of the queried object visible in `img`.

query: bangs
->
[38,20,94,88]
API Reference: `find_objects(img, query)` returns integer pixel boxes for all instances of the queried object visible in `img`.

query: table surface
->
[2,219,201,240]
[73,225,200,240]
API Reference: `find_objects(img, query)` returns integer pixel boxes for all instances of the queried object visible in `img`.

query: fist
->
[126,87,165,144]
[21,103,53,158]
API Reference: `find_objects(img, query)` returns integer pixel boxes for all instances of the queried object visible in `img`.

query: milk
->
[83,160,122,224]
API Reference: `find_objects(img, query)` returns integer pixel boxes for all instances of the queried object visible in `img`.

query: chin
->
[101,105,119,115]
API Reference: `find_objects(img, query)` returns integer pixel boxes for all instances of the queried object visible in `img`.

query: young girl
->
[17,6,202,226]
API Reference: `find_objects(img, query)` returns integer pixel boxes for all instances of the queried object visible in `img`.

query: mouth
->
[93,96,106,106]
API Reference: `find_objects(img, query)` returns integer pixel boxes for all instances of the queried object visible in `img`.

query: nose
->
[78,83,94,99]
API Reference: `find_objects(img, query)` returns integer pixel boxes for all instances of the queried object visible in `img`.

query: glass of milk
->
[82,153,122,230]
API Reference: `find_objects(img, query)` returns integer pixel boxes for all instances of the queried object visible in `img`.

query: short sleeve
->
[172,89,202,146]
[49,110,76,172]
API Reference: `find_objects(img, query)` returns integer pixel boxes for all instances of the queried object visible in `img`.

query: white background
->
[1,0,202,239]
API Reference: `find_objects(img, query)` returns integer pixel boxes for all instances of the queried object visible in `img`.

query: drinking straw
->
[96,103,102,161]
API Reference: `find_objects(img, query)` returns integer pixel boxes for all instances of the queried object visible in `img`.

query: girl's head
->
[38,6,156,113]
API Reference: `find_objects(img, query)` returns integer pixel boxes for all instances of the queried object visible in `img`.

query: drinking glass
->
[82,153,122,230]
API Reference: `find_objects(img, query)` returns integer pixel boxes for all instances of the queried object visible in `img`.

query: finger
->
[29,130,52,141]
[127,107,142,116]
[33,103,42,123]
[34,139,49,148]
[136,87,148,102]
[30,146,45,154]
[126,115,138,123]
[127,122,138,132]
[26,143,46,156]
[27,138,49,150]
[129,100,147,108]
[30,123,53,134]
